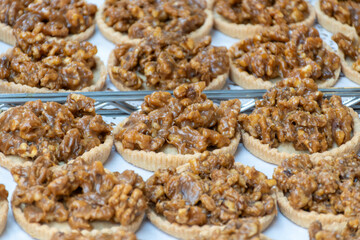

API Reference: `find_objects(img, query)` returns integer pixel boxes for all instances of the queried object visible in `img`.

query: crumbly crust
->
[0,23,95,46]
[0,200,8,235]
[107,49,227,91]
[0,49,106,93]
[96,4,213,44]
[213,1,315,39]
[114,120,240,171]
[230,43,341,89]
[242,108,360,165]
[337,48,360,85]
[315,0,359,41]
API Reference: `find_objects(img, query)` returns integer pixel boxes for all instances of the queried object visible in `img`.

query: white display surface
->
[0,1,357,239]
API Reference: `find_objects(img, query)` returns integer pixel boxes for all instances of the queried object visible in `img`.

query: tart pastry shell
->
[0,200,8,235]
[0,49,106,93]
[107,49,228,91]
[114,119,241,171]
[96,4,213,45]
[242,108,360,165]
[213,1,315,39]
[0,23,95,46]
[337,48,360,85]
[229,43,341,89]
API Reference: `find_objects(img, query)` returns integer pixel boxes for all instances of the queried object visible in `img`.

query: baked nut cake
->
[108,28,229,91]
[145,152,277,239]
[316,0,360,40]
[309,219,360,240]
[213,0,315,39]
[96,0,213,44]
[0,29,106,93]
[229,25,341,89]
[332,32,360,85]
[0,0,96,45]
[0,184,8,235]
[238,77,360,165]
[11,159,147,240]
[114,82,241,171]
[273,154,360,227]
[0,94,113,170]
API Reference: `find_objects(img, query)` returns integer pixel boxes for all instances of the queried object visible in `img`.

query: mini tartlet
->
[145,152,277,239]
[11,158,147,240]
[0,0,96,46]
[108,28,229,91]
[0,30,106,93]
[273,154,360,228]
[332,32,360,85]
[315,0,360,41]
[213,0,315,39]
[229,25,341,89]
[96,0,213,45]
[0,184,8,235]
[114,82,241,171]
[0,94,113,170]
[238,77,360,165]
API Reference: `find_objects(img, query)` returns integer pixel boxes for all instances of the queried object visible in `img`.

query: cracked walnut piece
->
[0,0,96,38]
[230,25,340,87]
[146,152,276,227]
[0,29,98,91]
[110,27,229,90]
[12,158,147,235]
[0,94,112,169]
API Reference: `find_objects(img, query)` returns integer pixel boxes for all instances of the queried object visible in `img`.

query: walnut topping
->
[0,184,8,202]
[111,28,229,90]
[145,152,276,226]
[115,82,240,154]
[332,32,360,73]
[12,159,147,230]
[320,0,360,36]
[0,94,111,165]
[103,0,207,39]
[230,25,340,81]
[0,0,96,38]
[274,154,360,216]
[238,78,353,153]
[0,30,97,90]
[215,0,309,26]
[309,220,360,240]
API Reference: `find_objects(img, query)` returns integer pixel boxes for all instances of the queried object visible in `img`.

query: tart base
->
[242,108,360,165]
[96,4,213,44]
[114,120,241,171]
[0,200,8,235]
[315,0,359,41]
[229,42,340,89]
[107,49,228,91]
[0,49,106,93]
[276,189,348,228]
[12,202,144,240]
[0,23,95,46]
[337,49,360,85]
[0,133,113,170]
[213,1,315,39]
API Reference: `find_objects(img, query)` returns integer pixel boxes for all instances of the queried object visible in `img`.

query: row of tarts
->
[0,78,359,239]
[4,0,360,93]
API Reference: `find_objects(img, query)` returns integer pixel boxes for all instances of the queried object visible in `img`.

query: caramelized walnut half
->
[0,94,111,166]
[0,184,8,202]
[111,28,229,90]
[116,82,240,154]
[103,0,207,39]
[215,0,309,26]
[12,159,147,230]
[309,220,360,240]
[230,25,340,81]
[0,0,96,37]
[273,154,360,216]
[332,32,360,72]
[239,78,353,153]
[145,152,276,226]
[321,0,360,36]
[0,30,97,90]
